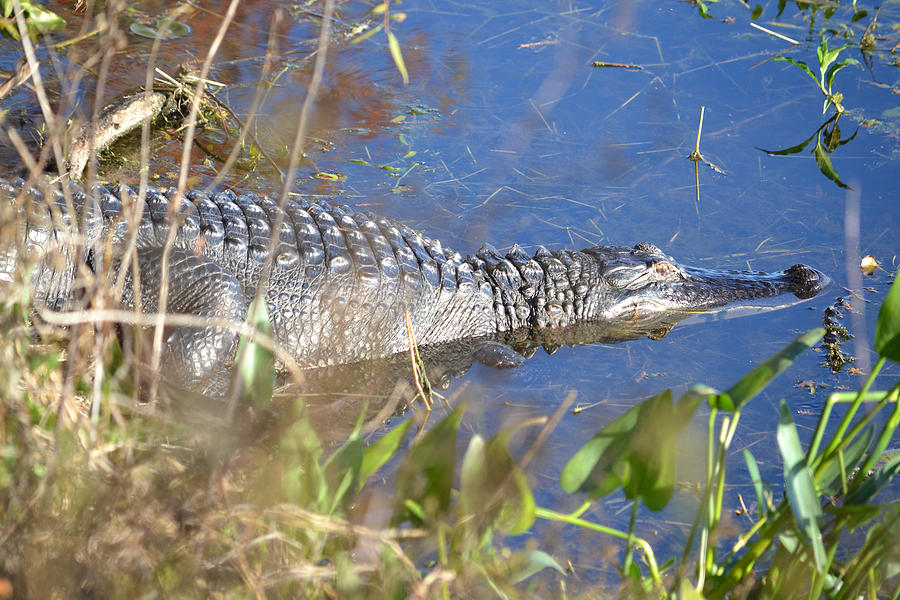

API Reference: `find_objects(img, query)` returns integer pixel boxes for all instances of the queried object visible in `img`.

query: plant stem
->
[623,501,638,578]
[817,357,885,464]
[695,106,705,155]
[535,507,661,584]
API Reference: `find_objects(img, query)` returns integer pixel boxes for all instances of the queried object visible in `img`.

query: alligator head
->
[581,242,829,324]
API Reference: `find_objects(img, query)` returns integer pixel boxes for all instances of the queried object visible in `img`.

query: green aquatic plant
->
[0,0,64,39]
[348,0,410,86]
[774,36,860,115]
[552,276,900,598]
[129,17,192,41]
[758,113,858,189]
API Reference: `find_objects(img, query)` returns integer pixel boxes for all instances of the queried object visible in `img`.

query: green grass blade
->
[777,401,826,571]
[387,31,409,85]
[347,23,383,45]
[726,329,824,410]
[234,298,275,407]
[816,425,873,496]
[845,452,900,506]
[359,418,414,483]
[743,449,767,518]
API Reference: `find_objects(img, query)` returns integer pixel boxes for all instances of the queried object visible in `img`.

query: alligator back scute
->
[1,177,495,392]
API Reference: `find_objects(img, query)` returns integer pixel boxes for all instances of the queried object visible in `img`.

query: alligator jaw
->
[598,262,831,322]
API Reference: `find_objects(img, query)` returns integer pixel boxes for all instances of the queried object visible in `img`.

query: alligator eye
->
[653,262,678,278]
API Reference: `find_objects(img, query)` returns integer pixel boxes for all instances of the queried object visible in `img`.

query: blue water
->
[3,0,898,580]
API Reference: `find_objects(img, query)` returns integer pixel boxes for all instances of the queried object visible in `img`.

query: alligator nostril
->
[786,264,830,299]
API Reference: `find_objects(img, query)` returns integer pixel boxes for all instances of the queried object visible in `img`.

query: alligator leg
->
[127,247,248,399]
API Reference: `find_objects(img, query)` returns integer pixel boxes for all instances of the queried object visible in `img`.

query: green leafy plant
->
[774,37,860,115]
[758,113,858,189]
[348,0,409,85]
[0,0,64,39]
[129,17,191,41]
[545,278,900,599]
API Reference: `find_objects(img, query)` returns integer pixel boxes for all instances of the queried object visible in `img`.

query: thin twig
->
[151,0,241,404]
[227,0,336,421]
[749,22,801,46]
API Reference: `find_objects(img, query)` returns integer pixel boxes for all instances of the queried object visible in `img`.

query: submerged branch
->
[66,91,167,180]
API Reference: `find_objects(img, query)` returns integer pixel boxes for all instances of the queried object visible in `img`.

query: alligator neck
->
[467,243,604,334]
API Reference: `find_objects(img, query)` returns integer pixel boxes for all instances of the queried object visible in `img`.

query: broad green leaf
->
[708,392,734,411]
[813,140,850,189]
[777,401,826,571]
[508,549,566,584]
[559,416,631,498]
[459,426,536,536]
[875,277,900,363]
[21,1,65,34]
[824,58,860,92]
[130,18,191,40]
[156,17,190,39]
[560,390,700,510]
[459,435,487,518]
[358,418,413,482]
[392,406,464,526]
[130,23,158,38]
[387,31,409,85]
[773,56,819,87]
[625,392,679,510]
[487,428,536,534]
[750,4,762,20]
[234,298,275,407]
[816,38,827,72]
[835,126,858,148]
[775,0,787,18]
[726,329,824,410]
[757,128,817,156]
[819,42,853,77]
[696,1,711,19]
[823,123,842,152]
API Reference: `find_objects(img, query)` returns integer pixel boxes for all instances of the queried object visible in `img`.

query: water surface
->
[2,0,897,578]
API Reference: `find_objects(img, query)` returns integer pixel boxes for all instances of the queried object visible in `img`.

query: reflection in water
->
[288,301,817,445]
[757,113,858,190]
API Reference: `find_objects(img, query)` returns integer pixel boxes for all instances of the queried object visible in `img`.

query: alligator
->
[0,176,829,400]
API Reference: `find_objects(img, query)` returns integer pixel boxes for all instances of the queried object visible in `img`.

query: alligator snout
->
[785,264,831,299]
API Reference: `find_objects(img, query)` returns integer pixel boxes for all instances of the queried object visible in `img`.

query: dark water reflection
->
[2,0,898,576]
